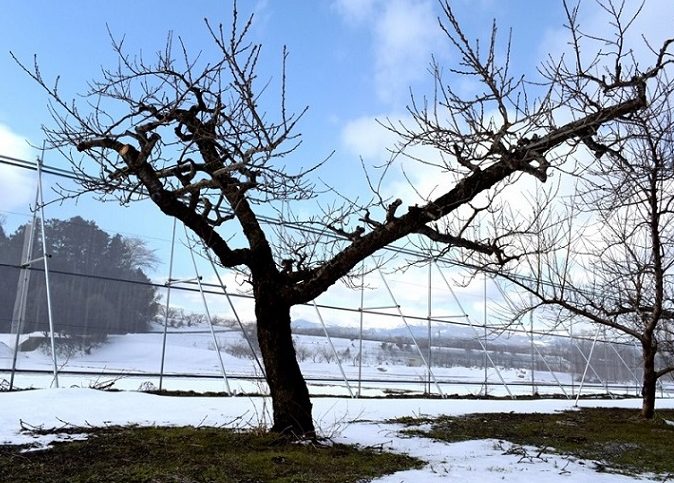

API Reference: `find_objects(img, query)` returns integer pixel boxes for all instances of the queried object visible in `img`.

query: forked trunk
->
[255,285,314,437]
[641,343,657,419]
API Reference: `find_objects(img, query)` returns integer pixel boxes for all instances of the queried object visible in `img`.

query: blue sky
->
[0,1,671,325]
[0,1,566,215]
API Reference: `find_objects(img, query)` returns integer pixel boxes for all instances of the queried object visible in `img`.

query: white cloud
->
[332,0,378,24]
[538,0,673,75]
[340,113,446,204]
[0,124,35,213]
[334,0,443,106]
[341,114,398,162]
[373,0,441,104]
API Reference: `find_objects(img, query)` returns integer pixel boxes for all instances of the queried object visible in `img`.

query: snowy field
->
[1,388,673,482]
[1,327,665,399]
[1,329,673,480]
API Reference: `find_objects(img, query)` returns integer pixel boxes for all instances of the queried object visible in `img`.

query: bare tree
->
[491,81,674,419]
[17,2,667,435]
[482,1,674,418]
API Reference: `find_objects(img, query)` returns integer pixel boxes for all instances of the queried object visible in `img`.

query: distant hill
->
[293,317,481,342]
[291,319,323,331]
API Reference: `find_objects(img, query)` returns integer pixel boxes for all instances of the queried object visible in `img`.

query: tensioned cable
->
[2,154,655,348]
[1,260,635,345]
[3,154,645,312]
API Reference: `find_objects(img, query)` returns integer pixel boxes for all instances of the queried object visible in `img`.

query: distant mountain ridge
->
[292,318,488,342]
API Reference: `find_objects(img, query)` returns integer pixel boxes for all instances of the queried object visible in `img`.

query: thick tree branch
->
[287,90,649,305]
[76,137,250,268]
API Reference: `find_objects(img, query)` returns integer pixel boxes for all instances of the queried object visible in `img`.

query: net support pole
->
[379,269,445,397]
[357,264,365,398]
[575,326,602,405]
[184,226,231,394]
[203,249,267,380]
[158,218,177,391]
[427,260,433,395]
[434,263,513,398]
[36,153,59,388]
[9,192,39,390]
[483,273,488,396]
[312,300,355,398]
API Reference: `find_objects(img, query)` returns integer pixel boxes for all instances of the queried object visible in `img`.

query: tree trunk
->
[641,341,658,419]
[254,284,314,437]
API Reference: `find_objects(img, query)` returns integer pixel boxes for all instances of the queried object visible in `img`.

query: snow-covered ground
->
[1,326,672,480]
[1,388,672,482]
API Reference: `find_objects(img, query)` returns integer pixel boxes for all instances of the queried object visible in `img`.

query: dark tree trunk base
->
[641,344,657,419]
[255,284,315,437]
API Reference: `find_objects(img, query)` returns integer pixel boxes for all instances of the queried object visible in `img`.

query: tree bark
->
[254,281,314,437]
[641,340,658,419]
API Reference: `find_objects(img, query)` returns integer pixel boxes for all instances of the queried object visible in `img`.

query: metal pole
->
[575,326,602,405]
[605,341,639,396]
[633,341,640,396]
[493,279,569,398]
[158,218,177,391]
[530,304,535,396]
[203,250,266,380]
[570,319,575,397]
[573,335,607,390]
[603,326,609,394]
[312,300,354,398]
[358,263,365,398]
[379,270,445,396]
[427,260,432,395]
[483,273,488,396]
[9,200,38,390]
[185,226,231,394]
[36,154,59,388]
[434,263,513,398]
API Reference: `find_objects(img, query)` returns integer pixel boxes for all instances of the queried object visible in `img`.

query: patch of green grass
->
[0,426,422,482]
[394,408,674,476]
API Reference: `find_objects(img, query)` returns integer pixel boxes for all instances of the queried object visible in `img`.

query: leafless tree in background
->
[481,0,674,419]
[16,1,669,435]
